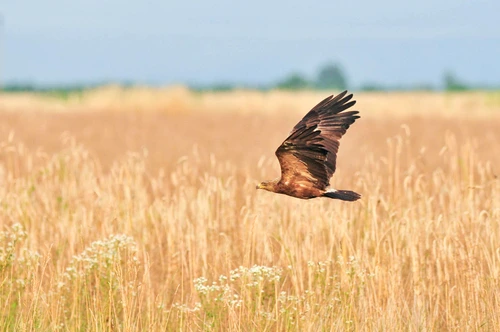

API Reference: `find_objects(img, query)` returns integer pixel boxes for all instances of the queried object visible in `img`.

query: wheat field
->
[0,88,499,331]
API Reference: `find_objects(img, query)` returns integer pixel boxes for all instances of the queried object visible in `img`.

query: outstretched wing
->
[275,91,360,190]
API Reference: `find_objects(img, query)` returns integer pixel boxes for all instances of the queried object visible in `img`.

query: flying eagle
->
[256,90,361,201]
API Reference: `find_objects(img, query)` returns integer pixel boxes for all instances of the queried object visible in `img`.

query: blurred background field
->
[1,88,500,173]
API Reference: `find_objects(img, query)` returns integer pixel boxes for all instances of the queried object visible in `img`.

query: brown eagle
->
[256,90,360,201]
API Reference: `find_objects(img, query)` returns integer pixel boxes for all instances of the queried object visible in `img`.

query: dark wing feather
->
[275,91,360,189]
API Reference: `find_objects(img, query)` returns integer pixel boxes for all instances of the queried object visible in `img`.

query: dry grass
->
[0,88,499,331]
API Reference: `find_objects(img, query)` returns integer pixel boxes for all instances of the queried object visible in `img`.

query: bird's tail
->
[323,189,361,201]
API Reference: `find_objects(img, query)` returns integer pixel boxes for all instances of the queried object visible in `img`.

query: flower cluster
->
[172,258,376,328]
[0,223,41,293]
[58,234,139,292]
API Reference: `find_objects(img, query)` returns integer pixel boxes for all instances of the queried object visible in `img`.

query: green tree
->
[315,63,348,90]
[276,73,310,90]
[443,71,468,91]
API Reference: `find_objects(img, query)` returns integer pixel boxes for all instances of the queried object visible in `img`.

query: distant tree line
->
[273,63,485,92]
[0,64,495,93]
[0,81,135,97]
[192,64,490,92]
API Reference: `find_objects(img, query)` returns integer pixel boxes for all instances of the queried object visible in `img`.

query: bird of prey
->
[256,90,360,201]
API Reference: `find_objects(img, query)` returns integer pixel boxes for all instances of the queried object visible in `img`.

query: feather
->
[275,90,360,192]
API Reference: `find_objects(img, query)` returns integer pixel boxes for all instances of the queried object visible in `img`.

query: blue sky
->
[2,0,500,88]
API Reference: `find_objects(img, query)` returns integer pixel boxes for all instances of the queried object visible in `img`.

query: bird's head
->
[256,180,277,192]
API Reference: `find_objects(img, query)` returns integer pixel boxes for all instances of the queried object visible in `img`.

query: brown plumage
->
[257,90,361,201]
